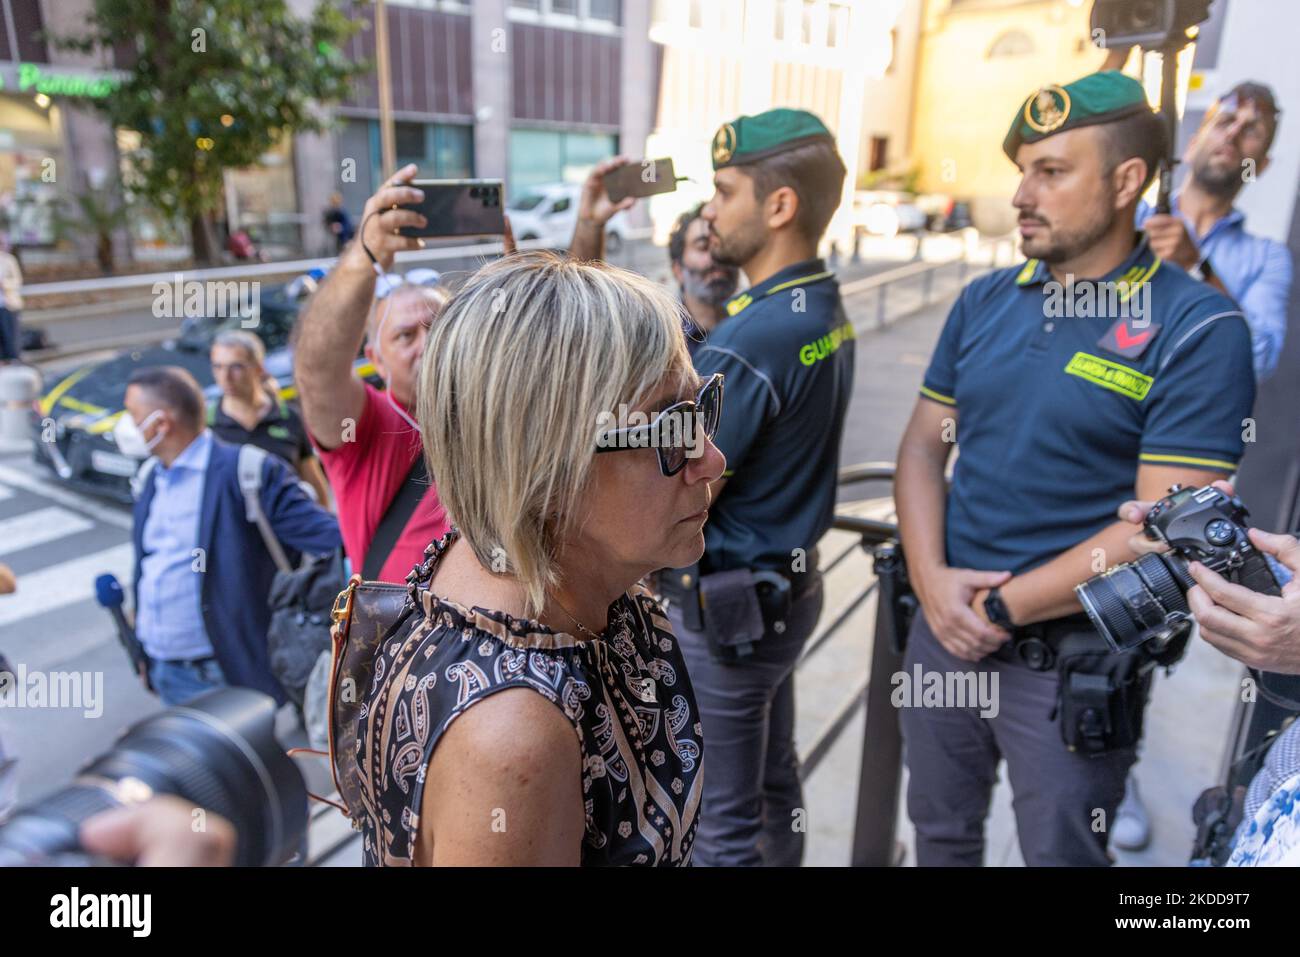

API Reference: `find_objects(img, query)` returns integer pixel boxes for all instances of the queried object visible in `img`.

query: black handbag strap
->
[362,455,428,581]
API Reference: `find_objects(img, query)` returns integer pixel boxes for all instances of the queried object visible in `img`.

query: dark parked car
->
[31,273,379,503]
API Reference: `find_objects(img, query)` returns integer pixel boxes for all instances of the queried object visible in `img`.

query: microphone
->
[94,574,151,687]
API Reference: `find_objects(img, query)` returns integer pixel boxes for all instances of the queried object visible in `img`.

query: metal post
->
[0,365,40,453]
[374,0,397,179]
[850,543,907,866]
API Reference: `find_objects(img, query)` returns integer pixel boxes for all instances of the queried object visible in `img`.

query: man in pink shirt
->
[294,165,450,582]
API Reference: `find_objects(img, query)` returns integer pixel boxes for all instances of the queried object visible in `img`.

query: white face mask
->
[113,409,163,458]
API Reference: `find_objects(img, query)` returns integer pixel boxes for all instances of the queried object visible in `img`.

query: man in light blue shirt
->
[124,366,340,707]
[1138,82,1293,380]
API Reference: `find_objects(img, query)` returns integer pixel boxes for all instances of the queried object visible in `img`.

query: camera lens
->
[1076,552,1190,652]
[1129,0,1164,30]
[0,688,306,866]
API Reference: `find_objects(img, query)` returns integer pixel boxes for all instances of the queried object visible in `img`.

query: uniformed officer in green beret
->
[895,72,1257,865]
[658,107,854,866]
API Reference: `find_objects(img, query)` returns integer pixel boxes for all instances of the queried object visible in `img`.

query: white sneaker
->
[1112,774,1151,851]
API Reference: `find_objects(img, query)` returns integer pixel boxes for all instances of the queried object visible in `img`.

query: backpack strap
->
[362,455,428,581]
[237,444,293,573]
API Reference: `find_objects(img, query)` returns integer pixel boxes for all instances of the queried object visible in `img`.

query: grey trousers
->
[668,576,824,867]
[899,610,1138,866]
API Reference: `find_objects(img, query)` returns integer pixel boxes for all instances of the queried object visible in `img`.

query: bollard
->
[0,365,40,453]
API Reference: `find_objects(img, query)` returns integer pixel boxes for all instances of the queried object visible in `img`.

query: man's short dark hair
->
[668,202,706,266]
[127,366,205,431]
[1098,109,1168,194]
[1217,81,1281,150]
[741,140,847,242]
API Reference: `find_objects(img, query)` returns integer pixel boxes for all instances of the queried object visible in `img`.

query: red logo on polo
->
[1100,319,1161,360]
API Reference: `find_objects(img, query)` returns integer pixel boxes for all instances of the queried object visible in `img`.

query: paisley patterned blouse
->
[354,528,704,866]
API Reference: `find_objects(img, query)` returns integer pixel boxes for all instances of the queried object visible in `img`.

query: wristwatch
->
[983,587,1016,631]
[1189,256,1217,284]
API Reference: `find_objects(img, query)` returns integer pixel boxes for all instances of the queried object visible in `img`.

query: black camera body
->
[1077,485,1282,653]
[1091,0,1214,49]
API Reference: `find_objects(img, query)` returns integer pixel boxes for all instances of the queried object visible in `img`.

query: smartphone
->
[603,158,679,203]
[398,179,506,238]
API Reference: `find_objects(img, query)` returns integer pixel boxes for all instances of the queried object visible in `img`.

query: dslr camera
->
[0,688,306,867]
[1090,0,1213,49]
[1076,484,1281,653]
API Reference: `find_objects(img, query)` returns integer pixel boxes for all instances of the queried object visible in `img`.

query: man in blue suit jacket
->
[121,366,340,707]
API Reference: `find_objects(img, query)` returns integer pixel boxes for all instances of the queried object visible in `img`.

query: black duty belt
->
[993,612,1105,671]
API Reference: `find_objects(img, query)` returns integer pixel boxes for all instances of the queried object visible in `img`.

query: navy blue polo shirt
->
[693,258,855,572]
[921,235,1255,576]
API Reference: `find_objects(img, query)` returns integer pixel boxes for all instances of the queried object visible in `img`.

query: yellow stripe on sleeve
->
[919,386,957,406]
[1139,452,1238,471]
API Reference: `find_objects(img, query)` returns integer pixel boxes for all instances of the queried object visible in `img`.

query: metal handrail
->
[798,460,907,866]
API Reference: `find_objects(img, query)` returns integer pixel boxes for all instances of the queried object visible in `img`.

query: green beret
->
[712,108,835,170]
[1003,71,1153,161]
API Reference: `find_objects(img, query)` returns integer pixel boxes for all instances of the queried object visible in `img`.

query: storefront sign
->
[0,62,121,99]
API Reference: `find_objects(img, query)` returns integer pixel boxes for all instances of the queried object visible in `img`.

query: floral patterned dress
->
[354,528,704,866]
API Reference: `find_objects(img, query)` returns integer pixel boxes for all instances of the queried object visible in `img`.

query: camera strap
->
[1252,668,1300,713]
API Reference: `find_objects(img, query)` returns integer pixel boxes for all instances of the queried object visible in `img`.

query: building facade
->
[644,0,922,246]
[0,0,125,265]
[298,0,655,255]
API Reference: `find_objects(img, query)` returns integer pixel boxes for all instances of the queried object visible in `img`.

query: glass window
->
[589,0,621,24]
[689,0,705,29]
[509,129,564,193]
[987,30,1035,58]
[801,0,814,44]
[508,128,617,193]
[371,121,473,184]
[433,124,474,178]
[828,4,848,48]
[552,0,578,14]
[395,122,428,167]
[774,0,786,40]
[510,0,541,10]
[560,130,617,182]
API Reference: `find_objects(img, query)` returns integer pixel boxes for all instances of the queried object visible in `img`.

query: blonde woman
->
[355,251,726,866]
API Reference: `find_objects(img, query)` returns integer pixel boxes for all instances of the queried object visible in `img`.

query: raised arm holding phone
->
[293,165,451,583]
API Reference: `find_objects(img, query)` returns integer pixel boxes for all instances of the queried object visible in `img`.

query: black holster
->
[1052,631,1161,755]
[873,541,918,655]
[656,563,797,664]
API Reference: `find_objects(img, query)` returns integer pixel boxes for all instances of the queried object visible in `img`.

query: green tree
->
[53,184,132,274]
[52,0,364,262]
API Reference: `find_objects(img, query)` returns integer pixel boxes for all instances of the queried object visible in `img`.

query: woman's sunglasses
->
[594,373,724,477]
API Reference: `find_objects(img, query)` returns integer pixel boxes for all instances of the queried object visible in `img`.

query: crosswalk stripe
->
[0,542,135,629]
[0,483,12,501]
[0,506,96,557]
[0,464,133,530]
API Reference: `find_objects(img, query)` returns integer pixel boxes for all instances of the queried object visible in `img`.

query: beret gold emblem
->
[1025,85,1071,134]
[712,123,737,164]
